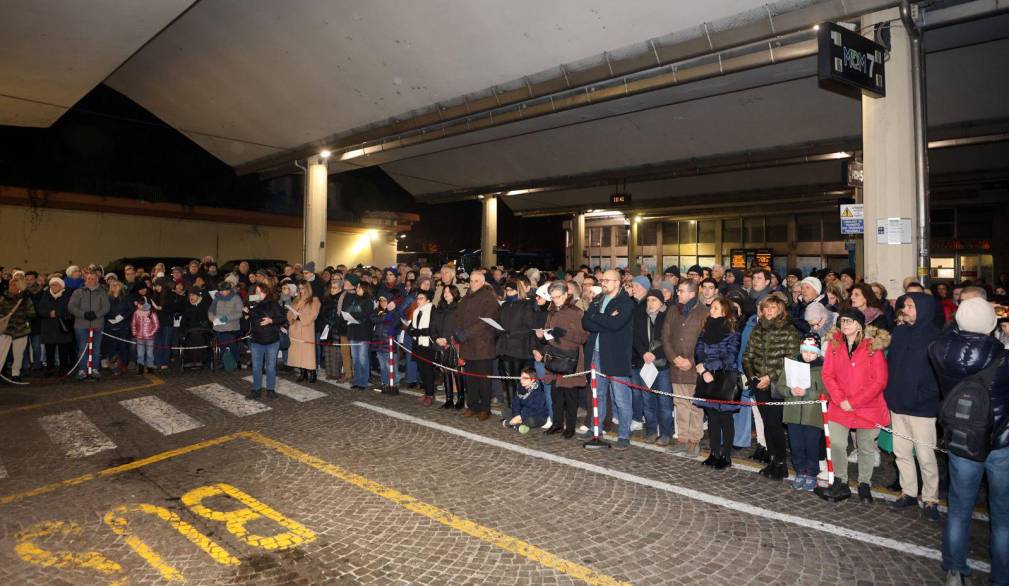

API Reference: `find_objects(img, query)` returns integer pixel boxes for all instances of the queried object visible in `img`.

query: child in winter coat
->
[131,300,160,374]
[780,333,828,492]
[503,367,549,433]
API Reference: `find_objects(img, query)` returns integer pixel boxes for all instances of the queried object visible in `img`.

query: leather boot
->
[453,381,466,409]
[768,460,789,480]
[308,369,317,383]
[759,455,779,478]
[295,368,307,382]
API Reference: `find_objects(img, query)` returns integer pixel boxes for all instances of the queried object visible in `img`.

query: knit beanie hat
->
[801,276,823,295]
[632,276,651,292]
[346,274,360,287]
[48,276,65,288]
[955,297,997,334]
[787,268,803,280]
[837,307,866,329]
[799,332,823,356]
[535,284,551,302]
[658,281,676,297]
[645,288,665,305]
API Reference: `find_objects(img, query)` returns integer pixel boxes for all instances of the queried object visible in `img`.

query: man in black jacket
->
[929,297,1009,585]
[581,269,635,449]
[633,289,672,445]
[884,293,941,520]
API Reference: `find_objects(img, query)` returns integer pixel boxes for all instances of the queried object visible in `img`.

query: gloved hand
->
[549,327,567,339]
[84,311,96,321]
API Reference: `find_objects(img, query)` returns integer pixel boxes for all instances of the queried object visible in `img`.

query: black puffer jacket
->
[929,326,1009,451]
[495,298,535,359]
[248,299,288,345]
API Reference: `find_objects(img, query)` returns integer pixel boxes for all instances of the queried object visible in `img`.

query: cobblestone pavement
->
[0,370,993,585]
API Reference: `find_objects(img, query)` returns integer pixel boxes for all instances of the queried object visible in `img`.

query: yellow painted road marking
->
[0,374,165,416]
[104,503,240,582]
[15,520,125,585]
[241,432,630,586]
[1,430,628,586]
[182,483,316,551]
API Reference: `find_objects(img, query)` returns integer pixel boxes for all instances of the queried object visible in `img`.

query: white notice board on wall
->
[875,218,912,244]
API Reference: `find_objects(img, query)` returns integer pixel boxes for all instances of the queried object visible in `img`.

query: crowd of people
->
[1,258,1007,584]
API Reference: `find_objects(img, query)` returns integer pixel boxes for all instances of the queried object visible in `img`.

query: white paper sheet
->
[285,304,300,317]
[784,358,811,389]
[208,290,218,298]
[173,316,182,327]
[639,362,659,388]
[212,317,226,326]
[480,317,505,331]
[320,325,330,340]
[340,311,359,325]
[543,330,555,341]
[108,315,124,325]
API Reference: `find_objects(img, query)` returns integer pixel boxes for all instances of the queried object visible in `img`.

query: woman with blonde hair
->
[104,280,134,375]
[0,275,36,382]
[287,280,321,383]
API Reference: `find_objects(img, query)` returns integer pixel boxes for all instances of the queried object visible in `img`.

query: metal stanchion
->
[583,364,610,450]
[87,328,94,377]
[384,336,398,395]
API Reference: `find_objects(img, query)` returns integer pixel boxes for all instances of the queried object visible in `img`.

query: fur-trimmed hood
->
[825,324,891,355]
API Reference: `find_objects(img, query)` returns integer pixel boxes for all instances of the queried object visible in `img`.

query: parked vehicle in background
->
[106,257,194,276]
[220,259,288,274]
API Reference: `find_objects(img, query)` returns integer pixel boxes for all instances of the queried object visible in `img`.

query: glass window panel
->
[722,219,741,242]
[637,222,657,246]
[932,208,955,222]
[615,256,628,268]
[679,221,696,245]
[615,226,628,246]
[642,256,657,275]
[931,222,955,239]
[957,207,992,239]
[822,214,842,241]
[601,225,612,247]
[743,218,764,245]
[679,256,696,274]
[588,227,601,247]
[662,222,678,245]
[797,214,821,242]
[766,216,788,243]
[698,220,716,244]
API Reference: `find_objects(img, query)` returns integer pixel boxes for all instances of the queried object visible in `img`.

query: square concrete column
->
[628,219,640,276]
[304,156,328,269]
[572,213,586,270]
[862,9,918,294]
[480,195,498,268]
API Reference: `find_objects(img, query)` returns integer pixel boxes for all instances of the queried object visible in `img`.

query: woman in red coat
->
[819,307,891,503]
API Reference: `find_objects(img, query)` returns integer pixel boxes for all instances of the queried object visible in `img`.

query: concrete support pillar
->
[304,156,328,269]
[862,9,918,294]
[628,219,640,276]
[571,213,586,270]
[480,196,498,268]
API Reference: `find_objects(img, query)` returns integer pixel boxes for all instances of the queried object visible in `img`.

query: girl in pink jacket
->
[131,301,160,374]
[818,307,891,503]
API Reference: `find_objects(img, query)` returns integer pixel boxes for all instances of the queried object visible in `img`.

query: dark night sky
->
[0,84,564,260]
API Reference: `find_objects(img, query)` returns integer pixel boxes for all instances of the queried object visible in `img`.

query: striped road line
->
[242,377,327,402]
[119,396,204,436]
[38,410,117,458]
[188,383,271,417]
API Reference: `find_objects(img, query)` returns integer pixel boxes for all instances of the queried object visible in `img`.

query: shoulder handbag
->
[695,370,741,402]
[543,343,579,375]
[0,298,23,333]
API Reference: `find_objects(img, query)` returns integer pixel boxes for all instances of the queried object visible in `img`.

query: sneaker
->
[890,495,919,510]
[922,503,940,522]
[630,420,643,432]
[847,450,859,463]
[669,442,688,455]
[802,476,818,492]
[519,425,531,434]
[655,436,671,447]
[541,417,553,430]
[686,442,701,458]
[945,570,965,585]
[90,371,101,381]
[792,474,807,490]
[576,425,589,434]
[76,371,88,381]
[613,438,631,451]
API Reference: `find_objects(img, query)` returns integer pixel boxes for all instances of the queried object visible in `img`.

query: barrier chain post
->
[814,393,848,501]
[583,364,610,450]
[384,336,398,395]
[87,328,95,377]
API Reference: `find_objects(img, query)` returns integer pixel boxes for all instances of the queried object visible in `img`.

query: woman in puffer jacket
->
[818,307,891,504]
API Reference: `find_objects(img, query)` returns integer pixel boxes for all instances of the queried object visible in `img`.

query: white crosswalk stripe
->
[242,376,327,402]
[39,410,117,458]
[189,383,271,417]
[119,396,204,436]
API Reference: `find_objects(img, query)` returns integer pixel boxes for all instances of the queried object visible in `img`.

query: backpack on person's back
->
[939,355,1003,461]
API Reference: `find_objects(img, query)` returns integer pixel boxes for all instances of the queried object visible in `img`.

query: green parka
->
[742,313,800,384]
[780,363,828,428]
[0,289,37,338]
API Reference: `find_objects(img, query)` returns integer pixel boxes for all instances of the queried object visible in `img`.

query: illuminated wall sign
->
[818,22,885,98]
[610,193,631,207]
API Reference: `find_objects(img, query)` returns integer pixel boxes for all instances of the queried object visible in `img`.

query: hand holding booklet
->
[480,317,505,331]
[340,311,359,325]
[784,358,811,389]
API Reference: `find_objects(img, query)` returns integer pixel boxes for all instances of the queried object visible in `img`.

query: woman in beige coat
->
[287,281,321,382]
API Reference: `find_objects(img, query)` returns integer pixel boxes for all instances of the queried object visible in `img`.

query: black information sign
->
[610,193,631,207]
[817,22,885,98]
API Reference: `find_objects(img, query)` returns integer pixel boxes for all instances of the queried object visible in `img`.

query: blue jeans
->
[733,386,754,448]
[592,352,632,440]
[377,348,399,387]
[944,446,1009,582]
[402,334,419,385]
[155,325,174,366]
[215,331,240,365]
[788,423,823,477]
[250,341,280,391]
[534,360,553,419]
[136,339,155,367]
[631,385,644,423]
[635,368,673,438]
[74,328,102,375]
[351,341,370,387]
[24,333,43,371]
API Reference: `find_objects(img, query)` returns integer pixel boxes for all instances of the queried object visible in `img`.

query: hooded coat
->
[822,325,892,429]
[884,293,941,417]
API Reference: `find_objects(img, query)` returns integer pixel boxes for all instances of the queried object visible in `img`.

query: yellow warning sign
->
[841,207,854,218]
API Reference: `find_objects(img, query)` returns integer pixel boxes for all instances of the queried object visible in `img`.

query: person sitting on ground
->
[503,367,549,433]
[781,333,827,492]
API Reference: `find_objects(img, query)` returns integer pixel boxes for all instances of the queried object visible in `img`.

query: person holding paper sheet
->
[781,333,827,492]
[660,279,709,457]
[693,297,741,470]
[496,280,536,419]
[632,289,672,445]
[453,269,500,420]
[208,280,244,369]
[345,280,375,390]
[431,284,464,408]
[151,278,181,370]
[539,280,588,438]
[247,282,287,399]
[819,307,891,503]
[407,290,437,404]
[287,281,321,383]
[103,280,134,375]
